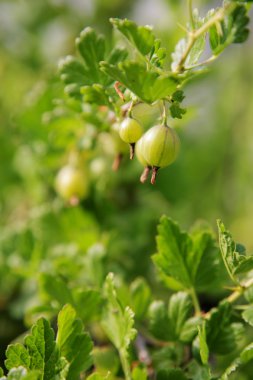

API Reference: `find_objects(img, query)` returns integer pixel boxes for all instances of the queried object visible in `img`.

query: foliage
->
[1,0,253,379]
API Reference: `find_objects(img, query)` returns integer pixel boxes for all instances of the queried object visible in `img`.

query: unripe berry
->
[141,124,180,184]
[55,165,88,203]
[135,137,151,183]
[119,117,143,159]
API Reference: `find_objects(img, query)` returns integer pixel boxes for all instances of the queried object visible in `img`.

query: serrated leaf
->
[100,61,179,104]
[130,277,151,320]
[59,28,128,99]
[148,301,172,341]
[217,220,253,280]
[179,316,202,343]
[81,85,111,106]
[233,256,253,275]
[76,27,106,84]
[153,217,218,291]
[171,90,185,103]
[169,103,186,119]
[209,5,250,55]
[102,273,136,353]
[24,319,60,379]
[242,305,253,326]
[5,345,30,371]
[56,304,93,380]
[153,217,192,289]
[220,342,253,380]
[206,301,244,355]
[198,323,209,365]
[110,18,155,55]
[150,39,167,68]
[168,292,193,340]
[5,318,67,380]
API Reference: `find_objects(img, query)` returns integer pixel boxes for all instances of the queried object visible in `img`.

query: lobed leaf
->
[110,18,155,56]
[153,217,218,291]
[100,61,179,104]
[102,273,136,353]
[56,304,93,379]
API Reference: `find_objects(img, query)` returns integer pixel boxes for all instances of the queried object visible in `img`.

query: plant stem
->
[185,54,217,70]
[161,100,167,125]
[189,287,201,316]
[174,2,237,73]
[188,0,194,30]
[119,349,132,380]
[204,277,253,319]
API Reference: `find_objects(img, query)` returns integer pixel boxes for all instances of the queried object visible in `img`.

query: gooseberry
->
[141,124,180,184]
[55,165,88,204]
[135,137,151,183]
[119,117,143,159]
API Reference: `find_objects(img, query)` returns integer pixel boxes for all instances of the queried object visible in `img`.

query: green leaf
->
[180,316,202,343]
[93,347,119,375]
[206,301,244,355]
[198,323,209,365]
[242,305,253,326]
[186,9,206,67]
[169,103,186,119]
[130,277,152,320]
[102,273,136,352]
[100,61,179,104]
[58,56,89,99]
[59,28,128,99]
[240,342,253,363]
[217,220,253,280]
[153,217,218,291]
[150,39,167,68]
[56,304,93,380]
[187,361,211,380]
[153,217,192,289]
[110,18,155,55]
[157,368,188,380]
[76,27,106,84]
[24,319,61,379]
[233,256,253,275]
[168,292,193,340]
[72,289,103,323]
[148,301,172,341]
[132,367,147,380]
[171,90,185,103]
[220,342,253,380]
[0,367,40,380]
[5,318,68,380]
[81,85,111,106]
[5,345,30,371]
[40,273,73,307]
[209,5,249,55]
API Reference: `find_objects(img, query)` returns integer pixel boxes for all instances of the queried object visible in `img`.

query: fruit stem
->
[114,81,125,101]
[112,153,123,171]
[129,143,135,160]
[151,167,159,185]
[140,166,151,183]
[161,100,167,126]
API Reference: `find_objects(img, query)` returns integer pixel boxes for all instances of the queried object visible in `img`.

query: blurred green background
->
[0,0,253,374]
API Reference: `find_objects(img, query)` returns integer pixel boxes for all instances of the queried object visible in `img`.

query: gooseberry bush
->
[1,0,253,379]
